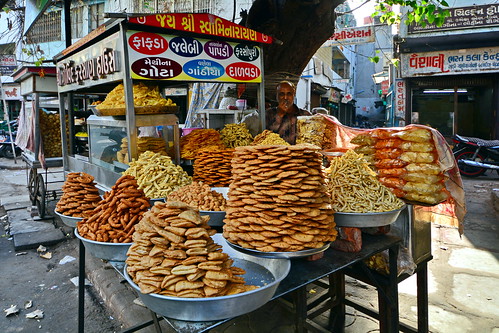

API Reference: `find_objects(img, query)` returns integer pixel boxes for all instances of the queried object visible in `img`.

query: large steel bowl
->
[334,205,406,228]
[123,234,291,321]
[54,210,83,228]
[199,210,226,227]
[74,228,132,262]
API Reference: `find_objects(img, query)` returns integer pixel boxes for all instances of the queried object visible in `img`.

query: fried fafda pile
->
[193,148,234,187]
[56,172,101,218]
[223,144,337,252]
[76,175,150,243]
[126,201,258,297]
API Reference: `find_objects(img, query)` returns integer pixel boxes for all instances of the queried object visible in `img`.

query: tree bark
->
[245,0,345,84]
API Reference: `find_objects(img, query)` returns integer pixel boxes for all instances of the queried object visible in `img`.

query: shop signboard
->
[328,26,374,46]
[0,55,17,76]
[394,79,406,121]
[127,30,263,83]
[1,84,21,100]
[400,46,499,77]
[56,32,122,93]
[408,4,499,33]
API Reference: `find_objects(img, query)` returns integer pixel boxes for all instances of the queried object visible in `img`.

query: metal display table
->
[77,234,403,333]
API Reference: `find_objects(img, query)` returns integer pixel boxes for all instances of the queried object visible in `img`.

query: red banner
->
[129,13,273,44]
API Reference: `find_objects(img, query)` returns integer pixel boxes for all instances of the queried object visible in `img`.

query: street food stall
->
[54,13,269,191]
[52,12,466,333]
[12,66,66,217]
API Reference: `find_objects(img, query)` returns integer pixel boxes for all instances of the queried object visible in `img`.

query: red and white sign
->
[401,46,499,77]
[329,26,374,46]
[394,79,405,119]
[1,84,21,100]
[381,80,389,95]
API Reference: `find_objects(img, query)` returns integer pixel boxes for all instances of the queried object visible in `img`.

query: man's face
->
[277,83,295,113]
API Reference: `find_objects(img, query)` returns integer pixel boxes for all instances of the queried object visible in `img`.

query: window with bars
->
[89,2,105,31]
[25,10,61,44]
[70,5,84,38]
[153,0,214,13]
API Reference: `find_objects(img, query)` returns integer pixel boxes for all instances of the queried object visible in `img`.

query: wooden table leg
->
[328,272,345,333]
[293,287,308,333]
[417,262,429,333]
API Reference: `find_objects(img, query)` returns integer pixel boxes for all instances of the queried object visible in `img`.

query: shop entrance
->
[410,76,495,139]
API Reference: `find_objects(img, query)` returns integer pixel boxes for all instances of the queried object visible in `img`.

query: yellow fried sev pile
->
[123,151,192,199]
[180,129,226,160]
[96,82,175,109]
[326,150,405,213]
[220,123,253,148]
[251,130,289,146]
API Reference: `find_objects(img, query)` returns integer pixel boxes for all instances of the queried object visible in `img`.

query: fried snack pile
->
[296,115,327,148]
[251,130,289,146]
[76,175,150,243]
[117,137,168,164]
[351,126,447,205]
[326,150,405,213]
[223,144,337,252]
[56,172,101,218]
[39,110,64,158]
[220,123,253,148]
[96,83,175,109]
[167,181,227,211]
[193,148,234,187]
[180,129,226,160]
[126,201,258,296]
[123,151,192,199]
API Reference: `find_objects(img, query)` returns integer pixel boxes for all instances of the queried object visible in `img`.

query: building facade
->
[396,1,499,140]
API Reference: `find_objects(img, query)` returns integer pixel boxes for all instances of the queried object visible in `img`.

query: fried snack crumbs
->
[56,172,101,218]
[126,201,258,296]
[251,130,289,146]
[180,129,226,160]
[193,148,234,187]
[123,151,192,199]
[220,123,253,148]
[76,175,150,243]
[167,181,227,211]
[223,144,336,252]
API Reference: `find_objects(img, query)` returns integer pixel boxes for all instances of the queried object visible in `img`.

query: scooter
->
[0,120,22,159]
[452,134,499,177]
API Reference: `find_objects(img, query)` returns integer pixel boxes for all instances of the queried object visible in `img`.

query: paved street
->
[0,156,498,333]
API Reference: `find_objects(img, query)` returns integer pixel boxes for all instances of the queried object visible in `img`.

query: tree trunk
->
[245,0,344,87]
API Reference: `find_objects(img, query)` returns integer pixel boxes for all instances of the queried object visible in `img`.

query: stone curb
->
[492,188,499,212]
[0,162,27,170]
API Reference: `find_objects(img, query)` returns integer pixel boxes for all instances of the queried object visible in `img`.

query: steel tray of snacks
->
[334,205,406,228]
[199,210,226,227]
[91,105,179,116]
[226,239,331,259]
[123,234,291,321]
[74,228,132,262]
[54,210,82,228]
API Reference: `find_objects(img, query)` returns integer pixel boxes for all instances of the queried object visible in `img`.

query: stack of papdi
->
[126,201,258,297]
[123,151,192,199]
[223,144,337,252]
[56,172,101,218]
[351,126,448,205]
[77,175,150,243]
[180,129,226,160]
[193,148,234,187]
[167,181,227,211]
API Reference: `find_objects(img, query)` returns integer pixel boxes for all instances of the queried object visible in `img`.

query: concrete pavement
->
[1,156,498,333]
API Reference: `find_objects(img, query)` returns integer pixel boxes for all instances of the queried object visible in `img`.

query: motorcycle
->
[452,134,499,177]
[0,120,22,159]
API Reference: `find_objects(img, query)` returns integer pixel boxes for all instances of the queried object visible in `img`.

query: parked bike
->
[452,134,499,177]
[0,120,22,159]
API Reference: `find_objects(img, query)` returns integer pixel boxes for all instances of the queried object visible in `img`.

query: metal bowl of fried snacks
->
[211,187,229,200]
[123,234,291,321]
[334,205,406,228]
[74,228,132,262]
[54,210,83,228]
[199,210,226,227]
[226,239,331,259]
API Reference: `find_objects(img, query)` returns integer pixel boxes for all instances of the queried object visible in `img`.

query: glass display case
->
[87,116,127,172]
